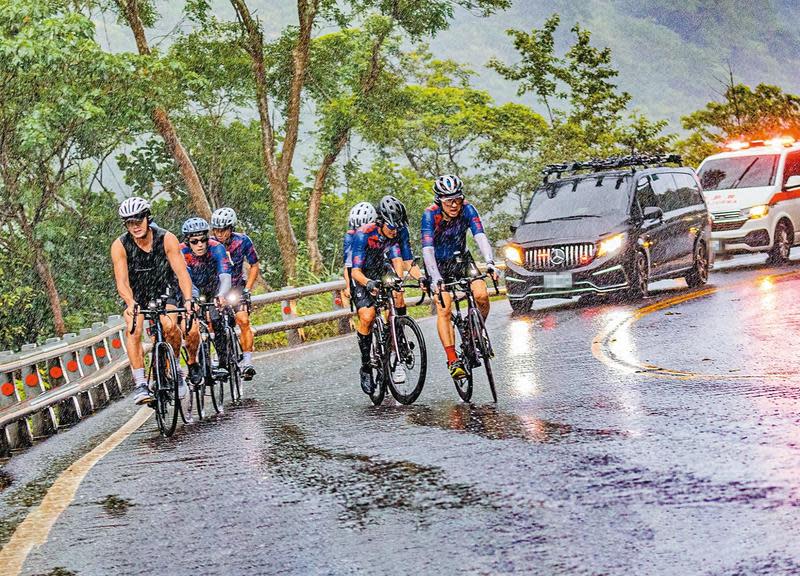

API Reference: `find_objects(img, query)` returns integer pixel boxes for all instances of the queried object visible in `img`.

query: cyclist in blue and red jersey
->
[180,217,233,388]
[421,175,499,380]
[350,215,405,395]
[211,207,260,380]
[343,202,377,305]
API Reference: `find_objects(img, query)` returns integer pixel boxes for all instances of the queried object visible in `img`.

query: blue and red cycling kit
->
[350,223,402,279]
[217,232,258,288]
[420,202,494,284]
[181,239,232,297]
[345,224,412,268]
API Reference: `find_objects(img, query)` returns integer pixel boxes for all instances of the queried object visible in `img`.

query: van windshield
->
[525,175,630,223]
[698,155,778,190]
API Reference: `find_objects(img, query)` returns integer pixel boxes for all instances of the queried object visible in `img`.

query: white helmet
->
[348,202,377,229]
[118,197,151,220]
[211,207,237,229]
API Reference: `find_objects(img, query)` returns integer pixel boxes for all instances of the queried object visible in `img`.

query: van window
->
[651,173,682,212]
[672,172,704,207]
[782,151,800,188]
[698,155,779,190]
[635,176,658,217]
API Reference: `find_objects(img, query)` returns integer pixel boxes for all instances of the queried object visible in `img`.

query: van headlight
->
[597,233,625,257]
[504,243,524,265]
[741,205,769,219]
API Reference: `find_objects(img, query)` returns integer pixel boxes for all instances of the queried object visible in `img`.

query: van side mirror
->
[510,220,520,233]
[643,206,663,221]
[785,175,800,190]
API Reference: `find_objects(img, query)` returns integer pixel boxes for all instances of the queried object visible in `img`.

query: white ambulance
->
[698,137,800,263]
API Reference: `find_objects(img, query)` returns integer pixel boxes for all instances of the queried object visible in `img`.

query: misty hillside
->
[97,0,800,131]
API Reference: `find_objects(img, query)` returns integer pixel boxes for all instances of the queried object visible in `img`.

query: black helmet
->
[377,195,408,228]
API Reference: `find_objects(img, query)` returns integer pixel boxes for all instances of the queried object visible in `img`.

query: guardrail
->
[0,274,504,457]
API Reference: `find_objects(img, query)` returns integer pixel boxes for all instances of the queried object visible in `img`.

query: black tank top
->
[120,225,177,303]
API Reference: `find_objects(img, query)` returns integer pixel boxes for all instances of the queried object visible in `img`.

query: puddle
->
[99,494,133,517]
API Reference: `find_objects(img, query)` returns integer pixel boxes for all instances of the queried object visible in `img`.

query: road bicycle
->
[219,294,244,403]
[365,271,427,406]
[437,253,499,403]
[187,299,227,420]
[130,297,191,437]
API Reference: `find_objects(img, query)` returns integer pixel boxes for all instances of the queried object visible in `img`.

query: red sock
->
[445,345,457,364]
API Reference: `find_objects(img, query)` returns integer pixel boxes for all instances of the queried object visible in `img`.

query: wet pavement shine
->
[3,256,800,575]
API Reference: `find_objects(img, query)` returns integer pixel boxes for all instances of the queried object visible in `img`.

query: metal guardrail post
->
[78,326,106,411]
[0,351,20,454]
[332,289,352,335]
[60,332,90,419]
[104,315,129,396]
[281,287,305,346]
[19,344,57,439]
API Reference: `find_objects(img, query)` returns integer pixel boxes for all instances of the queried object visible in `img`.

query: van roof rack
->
[541,153,682,182]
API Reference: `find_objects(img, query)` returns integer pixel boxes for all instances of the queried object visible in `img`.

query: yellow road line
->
[0,407,152,576]
[592,270,800,380]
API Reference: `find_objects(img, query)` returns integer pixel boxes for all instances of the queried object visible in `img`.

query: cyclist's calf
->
[235,310,254,353]
[357,306,376,335]
[472,279,490,319]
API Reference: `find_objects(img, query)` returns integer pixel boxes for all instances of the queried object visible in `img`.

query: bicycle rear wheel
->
[227,326,243,403]
[205,338,224,414]
[195,341,211,420]
[387,315,427,405]
[369,320,387,406]
[153,342,180,437]
[453,315,474,402]
[471,309,497,403]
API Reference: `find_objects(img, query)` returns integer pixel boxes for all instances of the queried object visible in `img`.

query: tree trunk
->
[17,209,65,336]
[117,0,212,220]
[230,0,319,283]
[307,132,349,273]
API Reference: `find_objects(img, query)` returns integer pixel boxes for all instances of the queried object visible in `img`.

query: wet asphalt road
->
[4,256,800,575]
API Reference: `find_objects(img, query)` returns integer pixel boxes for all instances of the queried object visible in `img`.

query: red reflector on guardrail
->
[67,360,79,372]
[96,348,107,358]
[83,354,94,366]
[282,306,292,315]
[112,338,122,349]
[50,366,63,379]
[1,382,13,396]
[25,373,39,387]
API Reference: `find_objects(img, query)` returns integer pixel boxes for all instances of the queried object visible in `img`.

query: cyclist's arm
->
[350,230,371,287]
[466,204,495,264]
[243,235,260,290]
[110,239,135,308]
[211,243,232,297]
[245,262,259,291]
[164,232,194,303]
[420,209,443,286]
[351,267,370,288]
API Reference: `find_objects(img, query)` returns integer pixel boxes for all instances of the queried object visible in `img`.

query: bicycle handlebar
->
[128,302,192,335]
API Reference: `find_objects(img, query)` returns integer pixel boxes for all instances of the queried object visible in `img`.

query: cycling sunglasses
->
[123,214,147,226]
[188,236,209,245]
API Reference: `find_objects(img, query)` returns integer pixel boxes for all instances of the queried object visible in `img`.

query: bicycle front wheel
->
[227,326,243,403]
[369,320,387,406]
[470,309,497,403]
[153,342,180,437]
[387,316,427,405]
[453,315,474,403]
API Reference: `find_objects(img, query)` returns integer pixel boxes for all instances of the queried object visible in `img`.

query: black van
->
[503,155,713,313]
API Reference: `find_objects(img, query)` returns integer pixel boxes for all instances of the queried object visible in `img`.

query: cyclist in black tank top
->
[111,197,195,406]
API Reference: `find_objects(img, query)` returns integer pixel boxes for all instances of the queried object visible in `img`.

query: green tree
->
[680,82,800,165]
[0,0,152,335]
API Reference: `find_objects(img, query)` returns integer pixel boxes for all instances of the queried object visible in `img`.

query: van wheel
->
[685,240,709,288]
[767,220,792,265]
[509,298,531,315]
[627,251,648,300]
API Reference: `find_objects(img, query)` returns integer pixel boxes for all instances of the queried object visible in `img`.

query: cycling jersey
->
[181,239,232,297]
[396,225,413,261]
[421,202,484,260]
[421,202,493,285]
[350,223,402,279]
[120,225,176,305]
[216,232,258,288]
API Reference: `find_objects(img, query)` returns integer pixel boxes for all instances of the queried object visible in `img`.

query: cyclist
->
[350,213,405,395]
[343,202,376,306]
[110,197,195,405]
[421,175,499,380]
[211,207,259,381]
[180,217,233,388]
